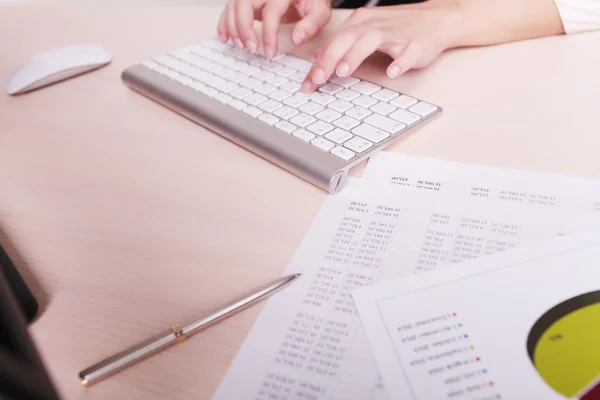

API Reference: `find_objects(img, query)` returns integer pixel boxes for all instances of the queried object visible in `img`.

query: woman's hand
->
[218,0,333,60]
[301,0,464,92]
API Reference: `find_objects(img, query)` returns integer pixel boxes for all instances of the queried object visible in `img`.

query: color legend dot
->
[476,357,481,362]
[458,323,463,327]
[464,334,469,338]
[482,369,487,374]
[452,313,457,317]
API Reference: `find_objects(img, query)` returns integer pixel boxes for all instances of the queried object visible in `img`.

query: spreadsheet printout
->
[211,155,600,400]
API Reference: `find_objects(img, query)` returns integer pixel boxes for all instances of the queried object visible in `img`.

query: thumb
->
[291,0,331,46]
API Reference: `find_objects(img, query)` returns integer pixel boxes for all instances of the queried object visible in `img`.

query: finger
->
[235,0,260,53]
[387,40,423,78]
[262,0,289,59]
[227,0,244,49]
[217,9,229,43]
[291,0,331,46]
[335,29,384,77]
[304,27,365,88]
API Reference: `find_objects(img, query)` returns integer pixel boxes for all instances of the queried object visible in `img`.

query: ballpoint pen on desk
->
[78,273,301,386]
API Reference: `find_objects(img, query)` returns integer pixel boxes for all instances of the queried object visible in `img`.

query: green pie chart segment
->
[527,291,600,398]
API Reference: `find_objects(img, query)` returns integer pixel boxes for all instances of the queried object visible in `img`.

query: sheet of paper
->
[360,152,600,214]
[352,228,600,400]
[211,155,600,400]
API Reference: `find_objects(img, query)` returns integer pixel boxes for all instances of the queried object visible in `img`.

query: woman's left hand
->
[301,0,464,92]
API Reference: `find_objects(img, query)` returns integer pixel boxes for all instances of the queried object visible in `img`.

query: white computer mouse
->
[4,44,112,95]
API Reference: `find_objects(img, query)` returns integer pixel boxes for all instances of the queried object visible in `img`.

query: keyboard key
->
[261,63,284,73]
[336,89,360,102]
[346,106,372,120]
[311,137,335,151]
[199,86,218,97]
[331,146,356,161]
[280,81,302,93]
[328,75,360,88]
[409,101,438,116]
[239,77,261,89]
[275,121,297,133]
[244,93,268,106]
[344,137,373,153]
[206,76,225,87]
[230,87,253,99]
[307,121,334,135]
[325,128,353,144]
[283,93,311,108]
[333,116,360,130]
[328,99,353,113]
[254,83,277,95]
[350,81,381,95]
[370,102,396,115]
[315,109,342,123]
[277,55,312,72]
[273,106,299,120]
[372,88,399,102]
[242,106,263,117]
[289,72,308,83]
[319,83,343,95]
[390,94,418,109]
[270,75,289,87]
[188,81,205,91]
[311,93,336,106]
[292,129,316,142]
[274,66,297,77]
[289,113,317,128]
[389,108,421,125]
[250,58,271,67]
[364,114,406,134]
[352,95,378,108]
[268,89,292,101]
[228,99,247,110]
[299,102,325,115]
[352,124,389,143]
[258,113,280,126]
[220,81,240,94]
[259,99,283,113]
[238,64,261,76]
[221,69,244,83]
[253,70,275,81]
[214,93,232,104]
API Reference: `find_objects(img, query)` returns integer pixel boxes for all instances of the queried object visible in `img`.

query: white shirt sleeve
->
[554,0,600,33]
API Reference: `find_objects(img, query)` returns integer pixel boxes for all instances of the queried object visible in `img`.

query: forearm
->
[449,0,566,48]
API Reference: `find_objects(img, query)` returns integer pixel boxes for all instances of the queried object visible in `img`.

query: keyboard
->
[121,38,442,194]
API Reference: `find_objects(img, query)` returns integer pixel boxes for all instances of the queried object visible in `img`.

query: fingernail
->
[336,61,350,77]
[387,65,402,79]
[264,45,274,60]
[300,81,312,93]
[246,40,257,53]
[219,33,227,43]
[312,68,325,84]
[234,38,244,49]
[293,30,306,46]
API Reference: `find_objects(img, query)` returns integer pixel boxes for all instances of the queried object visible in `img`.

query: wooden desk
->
[1,5,600,400]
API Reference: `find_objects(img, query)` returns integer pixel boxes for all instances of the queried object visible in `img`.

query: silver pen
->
[79,273,301,386]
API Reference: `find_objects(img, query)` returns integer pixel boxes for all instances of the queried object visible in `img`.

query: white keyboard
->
[122,38,442,193]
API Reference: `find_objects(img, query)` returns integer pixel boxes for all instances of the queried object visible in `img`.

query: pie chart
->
[527,290,600,399]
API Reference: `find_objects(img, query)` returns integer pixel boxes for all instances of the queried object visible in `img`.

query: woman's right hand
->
[217,0,333,59]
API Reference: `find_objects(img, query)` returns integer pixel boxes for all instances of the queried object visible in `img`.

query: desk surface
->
[1,5,600,400]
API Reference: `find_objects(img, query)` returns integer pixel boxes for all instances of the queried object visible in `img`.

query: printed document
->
[352,228,600,400]
[211,153,600,400]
